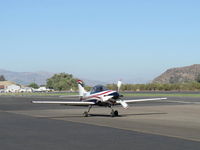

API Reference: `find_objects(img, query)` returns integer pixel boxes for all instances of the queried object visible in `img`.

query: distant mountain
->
[0,69,54,85]
[153,64,200,84]
[0,69,105,86]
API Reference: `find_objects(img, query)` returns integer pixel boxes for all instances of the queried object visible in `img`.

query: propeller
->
[118,100,128,109]
[116,80,129,109]
[117,80,122,92]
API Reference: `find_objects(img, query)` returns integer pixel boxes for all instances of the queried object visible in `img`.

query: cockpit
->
[90,85,108,94]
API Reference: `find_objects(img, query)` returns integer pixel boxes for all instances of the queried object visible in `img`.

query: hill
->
[0,69,54,85]
[0,69,105,86]
[153,64,200,84]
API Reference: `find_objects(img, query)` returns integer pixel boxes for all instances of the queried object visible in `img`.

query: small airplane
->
[32,80,167,117]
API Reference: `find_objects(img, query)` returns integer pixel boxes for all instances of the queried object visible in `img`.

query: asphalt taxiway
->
[0,96,200,150]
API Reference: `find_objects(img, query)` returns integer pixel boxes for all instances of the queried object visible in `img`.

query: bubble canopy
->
[90,85,108,94]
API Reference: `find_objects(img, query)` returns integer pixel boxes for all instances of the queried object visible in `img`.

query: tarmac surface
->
[1,95,200,150]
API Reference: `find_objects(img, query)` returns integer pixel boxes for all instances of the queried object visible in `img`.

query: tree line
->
[45,73,200,91]
[2,73,200,91]
[107,82,200,91]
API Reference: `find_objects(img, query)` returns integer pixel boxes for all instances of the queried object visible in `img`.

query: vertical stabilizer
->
[77,80,87,98]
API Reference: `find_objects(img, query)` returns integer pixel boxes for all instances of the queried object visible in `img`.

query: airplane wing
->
[116,98,167,109]
[121,97,167,103]
[32,101,95,106]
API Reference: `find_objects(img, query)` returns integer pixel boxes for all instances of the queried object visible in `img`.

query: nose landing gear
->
[110,109,119,117]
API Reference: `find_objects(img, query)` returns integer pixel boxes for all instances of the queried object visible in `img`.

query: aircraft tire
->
[83,111,88,117]
[114,110,118,116]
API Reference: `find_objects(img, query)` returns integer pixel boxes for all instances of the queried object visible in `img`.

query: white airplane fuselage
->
[81,89,121,107]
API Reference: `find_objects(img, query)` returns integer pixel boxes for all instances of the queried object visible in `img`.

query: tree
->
[0,75,6,81]
[28,83,39,89]
[46,73,78,91]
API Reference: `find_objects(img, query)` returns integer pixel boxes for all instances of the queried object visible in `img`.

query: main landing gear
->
[83,105,92,117]
[83,105,119,117]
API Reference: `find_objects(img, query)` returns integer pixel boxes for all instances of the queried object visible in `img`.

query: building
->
[5,84,21,93]
[19,87,33,93]
[0,85,5,90]
[0,81,16,89]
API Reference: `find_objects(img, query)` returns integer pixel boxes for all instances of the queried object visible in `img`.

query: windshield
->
[90,85,108,94]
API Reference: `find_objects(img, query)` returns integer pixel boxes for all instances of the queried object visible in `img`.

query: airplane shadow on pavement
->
[35,112,167,119]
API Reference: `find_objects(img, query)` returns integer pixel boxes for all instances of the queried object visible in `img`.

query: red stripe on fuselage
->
[82,90,114,100]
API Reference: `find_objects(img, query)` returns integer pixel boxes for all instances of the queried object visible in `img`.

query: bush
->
[0,75,6,81]
[46,73,78,91]
[28,83,39,89]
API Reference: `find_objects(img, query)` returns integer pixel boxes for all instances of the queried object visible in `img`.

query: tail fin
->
[77,80,87,98]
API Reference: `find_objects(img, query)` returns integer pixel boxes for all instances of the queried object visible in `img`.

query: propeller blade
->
[119,100,128,109]
[117,80,122,92]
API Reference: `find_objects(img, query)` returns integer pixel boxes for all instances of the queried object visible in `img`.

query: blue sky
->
[0,0,200,83]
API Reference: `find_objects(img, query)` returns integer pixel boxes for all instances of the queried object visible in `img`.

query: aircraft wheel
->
[83,111,88,117]
[114,110,119,116]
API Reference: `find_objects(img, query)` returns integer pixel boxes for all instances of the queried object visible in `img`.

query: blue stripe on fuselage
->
[108,92,120,99]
